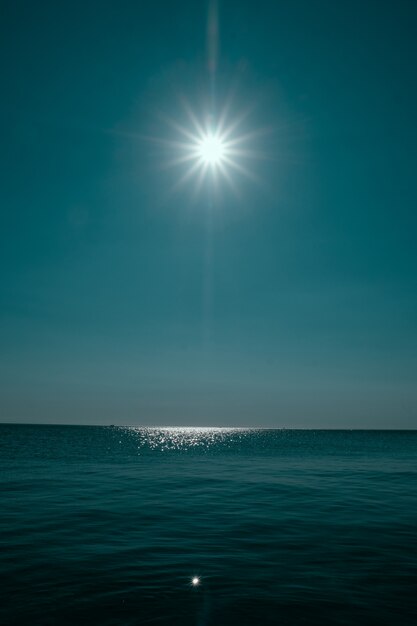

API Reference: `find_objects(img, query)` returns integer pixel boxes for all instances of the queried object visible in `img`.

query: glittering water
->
[134,426,250,450]
[1,425,417,625]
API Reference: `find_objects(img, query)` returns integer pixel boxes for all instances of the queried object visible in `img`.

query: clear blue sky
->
[1,0,416,427]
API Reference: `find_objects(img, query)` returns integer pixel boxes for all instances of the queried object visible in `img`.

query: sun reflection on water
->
[125,426,250,452]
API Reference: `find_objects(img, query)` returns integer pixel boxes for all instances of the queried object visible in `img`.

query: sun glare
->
[151,93,263,196]
[198,134,225,165]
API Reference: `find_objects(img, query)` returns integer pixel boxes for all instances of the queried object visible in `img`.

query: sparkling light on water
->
[125,426,251,452]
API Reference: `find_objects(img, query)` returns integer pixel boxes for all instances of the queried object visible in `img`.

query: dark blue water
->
[1,425,417,625]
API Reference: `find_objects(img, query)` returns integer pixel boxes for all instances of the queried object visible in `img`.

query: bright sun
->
[198,134,225,165]
[154,94,261,195]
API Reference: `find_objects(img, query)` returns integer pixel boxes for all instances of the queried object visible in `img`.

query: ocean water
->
[1,425,417,625]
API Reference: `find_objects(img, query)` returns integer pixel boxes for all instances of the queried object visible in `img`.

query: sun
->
[197,133,226,165]
[151,93,263,197]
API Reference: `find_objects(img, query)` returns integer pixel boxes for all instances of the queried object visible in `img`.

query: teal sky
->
[1,0,416,427]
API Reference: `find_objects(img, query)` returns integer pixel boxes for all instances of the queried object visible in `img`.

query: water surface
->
[1,425,417,625]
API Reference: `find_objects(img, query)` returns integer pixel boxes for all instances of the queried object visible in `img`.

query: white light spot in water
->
[127,426,251,452]
[191,576,200,586]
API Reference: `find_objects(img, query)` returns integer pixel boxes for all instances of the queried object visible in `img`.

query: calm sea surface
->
[1,425,417,625]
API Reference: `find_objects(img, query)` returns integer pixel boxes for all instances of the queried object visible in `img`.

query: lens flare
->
[197,134,225,165]
[150,92,265,198]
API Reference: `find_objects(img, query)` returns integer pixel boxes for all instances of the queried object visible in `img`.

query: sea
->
[1,425,417,625]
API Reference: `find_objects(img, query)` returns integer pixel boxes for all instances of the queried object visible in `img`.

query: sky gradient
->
[1,0,417,427]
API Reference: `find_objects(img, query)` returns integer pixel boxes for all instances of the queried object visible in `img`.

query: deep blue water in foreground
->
[1,426,417,625]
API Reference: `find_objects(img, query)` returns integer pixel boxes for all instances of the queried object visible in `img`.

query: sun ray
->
[152,91,267,198]
[223,126,273,147]
[221,155,261,184]
[160,115,202,144]
[218,164,240,197]
[170,159,205,194]
[179,96,207,140]
[224,147,269,160]
[162,150,204,170]
[191,162,210,200]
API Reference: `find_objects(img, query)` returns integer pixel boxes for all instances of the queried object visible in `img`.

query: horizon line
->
[1,421,416,431]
